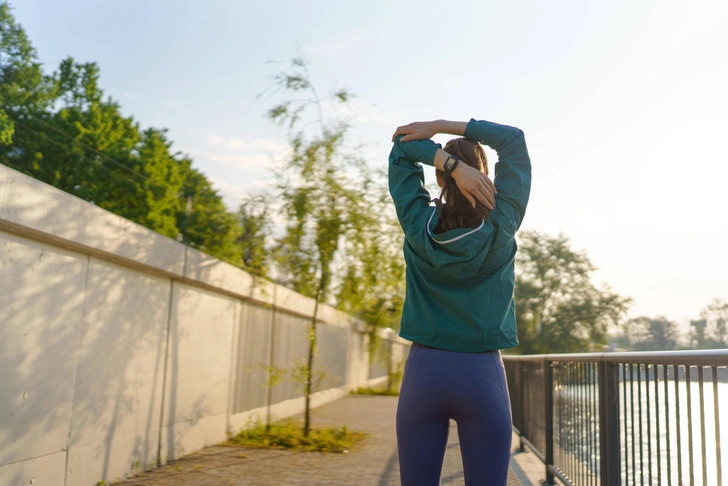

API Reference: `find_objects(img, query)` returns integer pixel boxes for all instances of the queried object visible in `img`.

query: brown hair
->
[434,137,491,233]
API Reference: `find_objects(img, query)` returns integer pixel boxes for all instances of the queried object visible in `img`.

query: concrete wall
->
[0,164,410,486]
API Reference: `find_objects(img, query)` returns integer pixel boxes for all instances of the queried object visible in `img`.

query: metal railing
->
[503,350,728,486]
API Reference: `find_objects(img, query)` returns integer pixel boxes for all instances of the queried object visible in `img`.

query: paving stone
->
[115,395,520,485]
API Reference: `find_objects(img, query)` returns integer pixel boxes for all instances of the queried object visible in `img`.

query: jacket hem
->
[398,332,518,353]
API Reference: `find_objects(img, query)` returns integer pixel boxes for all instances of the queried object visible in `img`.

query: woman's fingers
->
[474,188,493,209]
[392,124,414,141]
[487,177,497,194]
[480,180,496,208]
[463,192,476,209]
[453,164,497,210]
[462,181,493,210]
[392,121,438,142]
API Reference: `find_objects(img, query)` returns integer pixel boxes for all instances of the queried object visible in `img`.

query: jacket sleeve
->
[463,119,531,231]
[388,135,440,248]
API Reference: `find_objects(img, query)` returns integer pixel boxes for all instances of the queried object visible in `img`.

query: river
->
[553,371,727,485]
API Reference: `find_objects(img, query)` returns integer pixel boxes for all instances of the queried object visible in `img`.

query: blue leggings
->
[396,343,513,486]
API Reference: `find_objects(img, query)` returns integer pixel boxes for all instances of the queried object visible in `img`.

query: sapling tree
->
[264,55,382,436]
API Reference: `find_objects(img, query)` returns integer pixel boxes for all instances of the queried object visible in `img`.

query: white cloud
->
[204,135,285,153]
[185,149,276,169]
[206,173,276,212]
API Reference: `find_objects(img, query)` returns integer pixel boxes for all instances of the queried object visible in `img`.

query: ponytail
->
[434,138,491,234]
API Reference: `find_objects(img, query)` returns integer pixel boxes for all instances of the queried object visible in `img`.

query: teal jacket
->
[388,119,531,352]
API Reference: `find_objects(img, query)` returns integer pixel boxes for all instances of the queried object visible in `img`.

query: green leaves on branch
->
[0,109,12,144]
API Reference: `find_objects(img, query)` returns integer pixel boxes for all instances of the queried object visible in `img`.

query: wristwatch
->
[443,155,460,177]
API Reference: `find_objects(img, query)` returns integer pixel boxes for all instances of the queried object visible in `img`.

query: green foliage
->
[237,194,271,277]
[249,363,288,388]
[336,170,406,334]
[0,4,244,265]
[515,230,632,354]
[351,386,400,396]
[227,421,364,453]
[0,109,12,144]
[287,359,327,393]
[0,2,56,125]
[176,162,241,263]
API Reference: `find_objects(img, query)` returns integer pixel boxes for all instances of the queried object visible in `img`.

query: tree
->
[236,194,271,278]
[261,55,404,435]
[699,298,728,348]
[514,230,632,354]
[619,316,680,351]
[177,161,241,264]
[266,56,361,436]
[0,1,55,144]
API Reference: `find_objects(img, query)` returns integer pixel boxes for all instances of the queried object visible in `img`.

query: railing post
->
[517,363,525,452]
[545,359,555,485]
[599,360,621,486]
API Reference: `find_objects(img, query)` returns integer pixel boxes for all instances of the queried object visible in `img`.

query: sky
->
[10,0,728,327]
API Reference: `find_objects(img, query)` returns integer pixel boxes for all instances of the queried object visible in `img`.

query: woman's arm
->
[462,119,531,230]
[392,120,496,209]
[388,137,438,249]
[392,120,468,142]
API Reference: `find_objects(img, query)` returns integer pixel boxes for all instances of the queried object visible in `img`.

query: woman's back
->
[388,118,531,352]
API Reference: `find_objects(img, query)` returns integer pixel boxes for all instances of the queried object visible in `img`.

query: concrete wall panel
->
[232,303,273,414]
[347,331,370,385]
[315,325,350,390]
[0,451,67,486]
[274,284,316,318]
[0,165,185,277]
[65,258,170,484]
[184,247,254,298]
[250,277,275,306]
[317,304,356,330]
[65,430,155,486]
[161,283,237,460]
[160,412,227,462]
[0,233,87,467]
[270,313,310,404]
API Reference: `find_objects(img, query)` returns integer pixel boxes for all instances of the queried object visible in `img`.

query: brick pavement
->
[115,395,521,485]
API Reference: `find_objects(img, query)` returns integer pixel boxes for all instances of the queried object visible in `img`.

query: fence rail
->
[503,350,728,486]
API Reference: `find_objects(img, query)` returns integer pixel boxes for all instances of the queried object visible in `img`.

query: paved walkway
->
[116,395,531,485]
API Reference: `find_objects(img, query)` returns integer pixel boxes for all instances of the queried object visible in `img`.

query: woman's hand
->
[452,162,497,210]
[391,120,443,142]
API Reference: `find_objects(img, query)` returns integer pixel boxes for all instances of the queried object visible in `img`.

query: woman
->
[388,118,531,486]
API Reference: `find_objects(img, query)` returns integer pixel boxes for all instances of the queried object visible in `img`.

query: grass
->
[351,386,400,396]
[225,421,365,453]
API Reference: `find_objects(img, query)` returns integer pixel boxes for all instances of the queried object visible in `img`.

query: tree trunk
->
[303,282,322,437]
